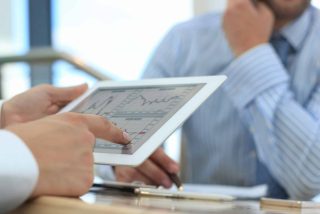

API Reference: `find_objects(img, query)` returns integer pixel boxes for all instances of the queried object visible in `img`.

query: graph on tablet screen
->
[72,84,204,154]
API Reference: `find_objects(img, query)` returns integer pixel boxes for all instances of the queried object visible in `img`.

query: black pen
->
[92,174,183,192]
[168,173,184,191]
[92,183,136,193]
[91,181,157,193]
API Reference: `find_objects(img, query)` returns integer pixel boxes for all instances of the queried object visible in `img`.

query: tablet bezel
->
[59,75,226,166]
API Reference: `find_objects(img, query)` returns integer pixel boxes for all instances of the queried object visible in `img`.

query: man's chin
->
[260,0,310,21]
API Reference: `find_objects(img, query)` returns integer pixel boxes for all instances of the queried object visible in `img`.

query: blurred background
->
[0,0,319,161]
[0,0,228,99]
[1,0,319,97]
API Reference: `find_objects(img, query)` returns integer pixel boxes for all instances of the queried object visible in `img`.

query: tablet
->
[59,75,226,166]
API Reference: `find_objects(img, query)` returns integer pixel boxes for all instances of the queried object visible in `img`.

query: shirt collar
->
[279,6,313,51]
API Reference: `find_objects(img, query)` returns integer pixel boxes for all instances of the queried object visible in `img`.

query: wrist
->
[1,101,20,127]
[234,40,268,57]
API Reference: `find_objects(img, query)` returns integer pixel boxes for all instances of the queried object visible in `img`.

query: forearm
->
[250,86,320,199]
[223,44,320,199]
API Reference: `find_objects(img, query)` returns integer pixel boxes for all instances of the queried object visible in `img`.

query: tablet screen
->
[72,84,204,154]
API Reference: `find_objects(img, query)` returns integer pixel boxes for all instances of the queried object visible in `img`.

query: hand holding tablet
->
[59,75,226,166]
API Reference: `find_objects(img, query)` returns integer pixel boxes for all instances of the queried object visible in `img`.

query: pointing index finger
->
[80,114,131,145]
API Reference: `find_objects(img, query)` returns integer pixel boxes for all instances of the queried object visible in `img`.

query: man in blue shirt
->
[115,0,320,199]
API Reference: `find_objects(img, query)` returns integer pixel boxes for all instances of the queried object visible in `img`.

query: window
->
[52,0,193,87]
[0,0,29,99]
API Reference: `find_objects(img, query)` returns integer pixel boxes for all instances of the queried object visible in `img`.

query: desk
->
[11,191,320,214]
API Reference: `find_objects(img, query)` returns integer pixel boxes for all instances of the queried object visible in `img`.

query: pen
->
[135,187,235,201]
[91,181,157,193]
[168,173,184,191]
[92,183,136,193]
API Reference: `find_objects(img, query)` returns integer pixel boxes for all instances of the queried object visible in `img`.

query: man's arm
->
[222,0,320,200]
[222,43,320,200]
[0,131,39,213]
[0,100,38,212]
[143,26,182,79]
[0,84,88,212]
[0,112,130,212]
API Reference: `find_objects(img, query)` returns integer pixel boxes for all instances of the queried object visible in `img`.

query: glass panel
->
[0,0,29,98]
[52,61,97,87]
[52,0,193,85]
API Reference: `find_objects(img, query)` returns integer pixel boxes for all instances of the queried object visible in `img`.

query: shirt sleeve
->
[143,26,183,79]
[223,43,320,200]
[0,130,39,212]
[0,100,5,128]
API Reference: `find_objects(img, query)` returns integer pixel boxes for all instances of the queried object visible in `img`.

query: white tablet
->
[59,75,226,166]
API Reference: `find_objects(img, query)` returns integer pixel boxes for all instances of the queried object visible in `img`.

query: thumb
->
[50,83,88,103]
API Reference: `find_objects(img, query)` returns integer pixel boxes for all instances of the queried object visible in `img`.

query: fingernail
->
[162,179,172,188]
[123,132,132,143]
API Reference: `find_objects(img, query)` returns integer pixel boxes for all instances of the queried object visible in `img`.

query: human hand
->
[223,0,274,57]
[6,112,131,197]
[115,148,180,188]
[2,84,88,127]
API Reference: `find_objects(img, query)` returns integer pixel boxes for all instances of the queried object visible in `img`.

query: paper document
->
[181,184,268,199]
[92,178,267,200]
[91,180,234,201]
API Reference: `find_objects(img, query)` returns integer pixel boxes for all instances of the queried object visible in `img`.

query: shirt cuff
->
[0,130,39,212]
[222,44,289,110]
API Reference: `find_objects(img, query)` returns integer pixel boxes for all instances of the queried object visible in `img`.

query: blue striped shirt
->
[142,6,320,200]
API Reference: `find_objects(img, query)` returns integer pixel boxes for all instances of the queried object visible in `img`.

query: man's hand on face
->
[2,84,88,127]
[223,0,275,57]
[6,112,131,197]
[115,148,180,188]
